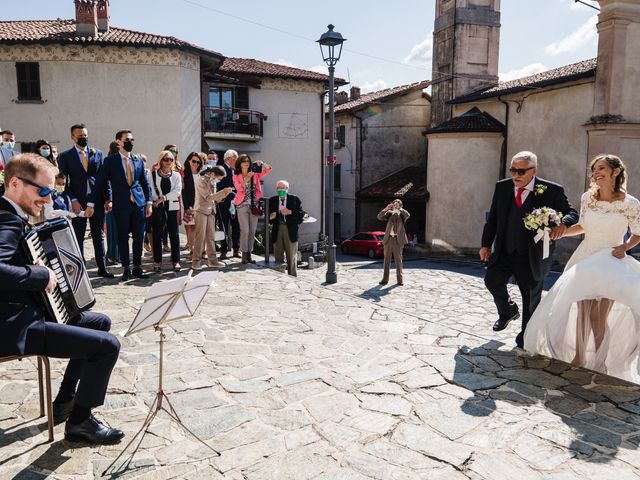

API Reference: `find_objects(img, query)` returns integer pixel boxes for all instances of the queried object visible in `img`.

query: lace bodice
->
[579,192,640,247]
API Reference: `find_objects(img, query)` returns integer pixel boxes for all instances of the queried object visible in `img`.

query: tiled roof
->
[0,19,223,60]
[450,58,597,104]
[357,166,429,202]
[425,107,505,135]
[335,80,431,114]
[220,57,342,84]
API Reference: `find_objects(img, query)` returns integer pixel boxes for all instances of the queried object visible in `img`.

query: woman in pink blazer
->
[233,154,272,263]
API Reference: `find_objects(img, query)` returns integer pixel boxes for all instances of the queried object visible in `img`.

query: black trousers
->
[217,203,240,253]
[41,312,120,408]
[71,207,106,271]
[113,205,146,269]
[152,210,180,263]
[484,252,546,348]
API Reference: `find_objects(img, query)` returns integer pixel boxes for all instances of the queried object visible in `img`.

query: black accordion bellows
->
[22,218,95,323]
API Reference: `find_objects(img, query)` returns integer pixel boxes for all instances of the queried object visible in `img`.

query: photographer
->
[232,154,272,264]
[377,199,410,286]
[192,165,232,270]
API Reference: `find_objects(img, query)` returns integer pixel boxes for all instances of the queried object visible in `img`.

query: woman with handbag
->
[232,154,272,264]
[147,150,183,272]
[192,165,232,270]
[182,152,204,259]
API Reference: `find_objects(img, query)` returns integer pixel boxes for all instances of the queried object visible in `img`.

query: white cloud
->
[544,14,598,56]
[309,65,327,74]
[499,63,547,82]
[404,34,433,67]
[273,58,297,68]
[360,79,387,94]
[558,0,597,10]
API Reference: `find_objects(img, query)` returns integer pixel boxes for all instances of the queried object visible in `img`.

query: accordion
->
[22,218,96,323]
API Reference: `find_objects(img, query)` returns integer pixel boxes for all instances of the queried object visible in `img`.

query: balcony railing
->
[203,106,266,137]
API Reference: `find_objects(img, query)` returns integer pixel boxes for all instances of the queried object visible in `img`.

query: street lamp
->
[317,24,346,284]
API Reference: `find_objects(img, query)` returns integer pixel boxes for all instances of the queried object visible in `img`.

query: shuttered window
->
[16,62,41,100]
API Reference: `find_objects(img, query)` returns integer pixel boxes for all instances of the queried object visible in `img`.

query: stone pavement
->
[2,250,640,479]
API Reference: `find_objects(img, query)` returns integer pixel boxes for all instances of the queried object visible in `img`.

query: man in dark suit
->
[216,149,239,260]
[0,129,18,197]
[0,153,124,444]
[480,151,579,349]
[91,130,152,281]
[268,180,305,276]
[58,124,113,278]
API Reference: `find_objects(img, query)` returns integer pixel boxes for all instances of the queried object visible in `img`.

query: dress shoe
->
[207,261,223,268]
[492,309,520,332]
[173,262,181,272]
[65,415,124,445]
[192,261,203,270]
[379,280,388,285]
[53,399,74,425]
[97,268,115,278]
[233,250,242,258]
[132,267,149,279]
[219,252,228,261]
[247,253,256,264]
[397,281,404,286]
[121,268,132,281]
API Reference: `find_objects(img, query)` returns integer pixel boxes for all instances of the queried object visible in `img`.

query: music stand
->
[103,271,220,476]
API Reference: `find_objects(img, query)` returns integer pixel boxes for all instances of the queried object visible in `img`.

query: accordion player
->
[22,217,96,323]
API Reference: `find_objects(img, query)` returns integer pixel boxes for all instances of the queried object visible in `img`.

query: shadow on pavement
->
[453,340,640,462]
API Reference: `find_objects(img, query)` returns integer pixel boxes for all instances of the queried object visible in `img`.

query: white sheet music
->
[124,271,217,336]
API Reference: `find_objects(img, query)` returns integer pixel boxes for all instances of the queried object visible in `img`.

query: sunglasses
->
[18,176,54,197]
[509,166,535,176]
[191,160,202,165]
[162,157,174,162]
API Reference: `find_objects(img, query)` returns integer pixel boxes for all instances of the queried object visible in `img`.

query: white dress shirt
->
[514,177,536,204]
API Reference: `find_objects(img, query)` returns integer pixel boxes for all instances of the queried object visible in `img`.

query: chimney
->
[350,86,361,100]
[74,0,98,37]
[335,91,349,105]
[97,0,109,33]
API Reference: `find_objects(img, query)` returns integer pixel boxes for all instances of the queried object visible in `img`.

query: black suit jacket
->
[58,146,109,208]
[216,160,237,207]
[268,194,305,243]
[0,197,51,355]
[481,177,579,280]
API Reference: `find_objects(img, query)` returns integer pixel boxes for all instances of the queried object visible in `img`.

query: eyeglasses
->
[18,176,54,197]
[162,157,174,163]
[191,160,202,165]
[509,167,535,176]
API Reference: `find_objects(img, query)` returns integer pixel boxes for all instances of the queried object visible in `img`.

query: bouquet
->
[523,207,563,259]
[0,170,4,187]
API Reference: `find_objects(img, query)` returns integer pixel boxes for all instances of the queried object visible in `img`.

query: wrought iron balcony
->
[203,106,266,138]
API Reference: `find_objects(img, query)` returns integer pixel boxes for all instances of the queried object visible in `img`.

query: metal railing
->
[203,106,266,137]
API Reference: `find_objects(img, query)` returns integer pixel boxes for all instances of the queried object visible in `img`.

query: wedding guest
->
[105,141,119,266]
[147,150,182,272]
[377,199,410,286]
[232,154,271,264]
[182,152,204,258]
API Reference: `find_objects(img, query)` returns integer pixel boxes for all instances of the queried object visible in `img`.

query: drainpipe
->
[498,96,510,179]
[352,112,364,233]
[320,91,325,237]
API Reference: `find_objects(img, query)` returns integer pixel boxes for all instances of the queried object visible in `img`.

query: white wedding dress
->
[524,192,640,382]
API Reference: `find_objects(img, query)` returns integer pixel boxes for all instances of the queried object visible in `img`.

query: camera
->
[250,163,263,173]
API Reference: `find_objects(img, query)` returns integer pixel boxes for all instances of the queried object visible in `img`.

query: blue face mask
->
[39,149,51,158]
[2,141,15,150]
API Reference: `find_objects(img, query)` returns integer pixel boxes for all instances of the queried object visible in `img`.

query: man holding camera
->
[377,199,410,286]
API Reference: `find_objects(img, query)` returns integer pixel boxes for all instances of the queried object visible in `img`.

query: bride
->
[524,154,640,382]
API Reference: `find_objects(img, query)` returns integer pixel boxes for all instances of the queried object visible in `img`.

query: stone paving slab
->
[1,253,640,479]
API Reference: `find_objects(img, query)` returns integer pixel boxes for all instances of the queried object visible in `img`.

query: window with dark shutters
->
[236,87,249,110]
[16,62,41,100]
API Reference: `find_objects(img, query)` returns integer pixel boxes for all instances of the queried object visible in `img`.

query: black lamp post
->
[317,24,346,284]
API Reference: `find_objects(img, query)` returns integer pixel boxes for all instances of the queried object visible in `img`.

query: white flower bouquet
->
[523,207,563,259]
[0,170,4,187]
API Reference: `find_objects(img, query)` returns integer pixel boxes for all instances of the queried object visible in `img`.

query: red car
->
[341,231,385,258]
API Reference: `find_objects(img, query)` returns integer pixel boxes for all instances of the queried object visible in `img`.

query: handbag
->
[150,171,168,228]
[249,178,264,217]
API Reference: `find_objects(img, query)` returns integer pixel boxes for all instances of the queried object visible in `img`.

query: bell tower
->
[430,0,501,127]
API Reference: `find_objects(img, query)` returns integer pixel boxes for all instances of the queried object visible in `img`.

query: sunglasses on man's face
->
[509,166,535,176]
[18,176,54,197]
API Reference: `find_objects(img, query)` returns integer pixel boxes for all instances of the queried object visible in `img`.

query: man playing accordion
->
[0,153,124,444]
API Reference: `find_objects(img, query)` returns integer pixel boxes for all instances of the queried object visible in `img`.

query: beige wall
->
[0,44,201,162]
[426,132,503,251]
[247,78,324,244]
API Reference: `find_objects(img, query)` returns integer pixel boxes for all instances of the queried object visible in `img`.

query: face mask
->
[2,141,15,150]
[76,137,88,148]
[39,149,51,158]
[277,189,287,197]
[55,185,65,194]
[123,139,134,152]
[170,149,178,156]
[212,177,220,183]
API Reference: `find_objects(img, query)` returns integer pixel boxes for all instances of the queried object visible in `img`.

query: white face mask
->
[55,185,65,194]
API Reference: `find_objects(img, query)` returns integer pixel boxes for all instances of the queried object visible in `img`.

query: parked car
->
[340,231,385,258]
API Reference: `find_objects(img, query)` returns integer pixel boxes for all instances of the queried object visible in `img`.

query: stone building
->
[329,82,431,240]
[0,0,334,243]
[424,0,640,260]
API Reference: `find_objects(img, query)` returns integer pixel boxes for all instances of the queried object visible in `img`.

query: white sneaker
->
[512,347,530,357]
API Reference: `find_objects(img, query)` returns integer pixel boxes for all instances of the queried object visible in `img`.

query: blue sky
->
[2,0,599,92]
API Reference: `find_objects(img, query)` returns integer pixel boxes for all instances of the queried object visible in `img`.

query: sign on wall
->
[278,113,308,139]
